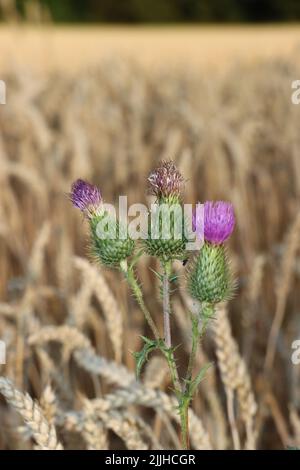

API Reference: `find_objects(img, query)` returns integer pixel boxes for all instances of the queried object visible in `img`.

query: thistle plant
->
[70,163,236,450]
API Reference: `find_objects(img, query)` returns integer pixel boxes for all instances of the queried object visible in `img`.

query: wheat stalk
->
[29,325,212,449]
[85,387,212,449]
[73,256,123,362]
[65,404,147,450]
[213,305,257,449]
[29,325,133,386]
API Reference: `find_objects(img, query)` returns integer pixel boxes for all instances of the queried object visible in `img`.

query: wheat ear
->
[213,305,257,450]
[29,325,212,449]
[39,384,57,425]
[0,377,63,450]
[73,256,123,362]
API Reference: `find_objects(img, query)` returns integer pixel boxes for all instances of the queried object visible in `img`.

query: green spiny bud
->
[188,242,235,304]
[144,202,187,262]
[90,214,135,267]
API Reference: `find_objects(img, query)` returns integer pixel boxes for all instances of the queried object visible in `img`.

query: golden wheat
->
[213,305,257,449]
[0,53,299,449]
[0,377,63,450]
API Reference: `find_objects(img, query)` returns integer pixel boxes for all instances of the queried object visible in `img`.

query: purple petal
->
[148,161,184,199]
[203,201,235,244]
[70,179,102,213]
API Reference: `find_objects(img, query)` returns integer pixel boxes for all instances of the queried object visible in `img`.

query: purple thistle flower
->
[148,160,184,200]
[202,201,235,245]
[70,179,102,218]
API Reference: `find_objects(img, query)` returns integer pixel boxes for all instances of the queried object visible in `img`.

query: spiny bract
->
[188,242,235,304]
[144,208,187,262]
[90,216,135,267]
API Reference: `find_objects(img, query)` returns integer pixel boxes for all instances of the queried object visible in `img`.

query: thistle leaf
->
[133,336,160,378]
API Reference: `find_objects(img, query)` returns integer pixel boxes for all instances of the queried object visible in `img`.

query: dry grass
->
[0,30,300,448]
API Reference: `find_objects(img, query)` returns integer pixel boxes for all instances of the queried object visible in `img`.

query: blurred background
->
[0,0,300,451]
[2,0,300,22]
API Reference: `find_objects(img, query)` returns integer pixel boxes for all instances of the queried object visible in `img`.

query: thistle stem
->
[161,260,181,391]
[180,401,190,450]
[179,313,200,450]
[162,344,182,394]
[120,260,160,341]
[184,313,200,393]
[161,260,188,447]
[181,305,211,449]
[185,309,210,391]
[162,261,172,348]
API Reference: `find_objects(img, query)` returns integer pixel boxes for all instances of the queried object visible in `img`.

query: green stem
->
[178,312,201,450]
[184,312,200,393]
[185,306,211,391]
[162,260,172,348]
[180,304,212,449]
[120,260,160,341]
[160,260,181,393]
[180,400,190,450]
[162,345,182,395]
[160,260,187,446]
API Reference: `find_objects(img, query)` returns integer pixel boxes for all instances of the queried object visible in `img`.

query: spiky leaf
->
[133,336,160,378]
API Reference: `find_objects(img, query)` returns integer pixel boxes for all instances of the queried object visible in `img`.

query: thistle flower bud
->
[148,160,184,204]
[202,201,235,245]
[70,179,103,219]
[145,161,187,262]
[189,201,235,304]
[188,242,235,304]
[70,179,134,267]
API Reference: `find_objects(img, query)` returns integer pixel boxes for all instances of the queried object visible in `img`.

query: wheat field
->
[0,25,300,74]
[0,25,300,450]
